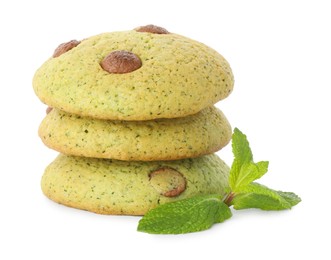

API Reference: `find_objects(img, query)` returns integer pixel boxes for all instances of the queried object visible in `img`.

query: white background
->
[1,0,330,259]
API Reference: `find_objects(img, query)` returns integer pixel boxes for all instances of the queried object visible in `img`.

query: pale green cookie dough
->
[41,154,230,215]
[39,106,231,161]
[33,28,234,120]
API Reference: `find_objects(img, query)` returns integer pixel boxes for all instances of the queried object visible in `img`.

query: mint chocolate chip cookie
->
[41,154,230,215]
[33,26,234,120]
[39,106,231,161]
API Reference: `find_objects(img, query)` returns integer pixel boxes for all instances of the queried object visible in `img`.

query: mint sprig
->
[225,128,300,210]
[137,128,301,234]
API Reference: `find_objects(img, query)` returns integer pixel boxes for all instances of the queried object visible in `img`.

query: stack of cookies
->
[33,25,234,215]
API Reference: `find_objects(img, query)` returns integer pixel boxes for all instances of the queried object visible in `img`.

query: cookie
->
[41,153,230,215]
[33,25,234,120]
[39,106,231,161]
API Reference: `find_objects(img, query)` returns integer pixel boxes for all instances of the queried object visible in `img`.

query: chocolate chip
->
[149,167,186,197]
[46,107,53,114]
[53,40,80,58]
[134,25,169,34]
[100,50,142,74]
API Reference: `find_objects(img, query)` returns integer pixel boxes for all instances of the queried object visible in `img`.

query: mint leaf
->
[277,191,302,206]
[229,128,269,191]
[137,194,232,234]
[255,161,269,178]
[232,128,253,164]
[232,182,301,210]
[233,161,269,191]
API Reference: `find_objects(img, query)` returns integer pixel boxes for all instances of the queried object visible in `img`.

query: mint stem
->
[224,192,235,206]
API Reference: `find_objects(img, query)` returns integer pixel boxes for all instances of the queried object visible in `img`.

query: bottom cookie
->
[41,154,230,215]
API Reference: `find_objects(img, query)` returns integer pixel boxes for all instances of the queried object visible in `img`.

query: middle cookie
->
[39,106,231,161]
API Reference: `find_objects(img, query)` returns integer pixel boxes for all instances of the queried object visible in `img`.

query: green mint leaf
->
[232,182,301,210]
[232,161,269,191]
[231,128,253,166]
[276,190,302,206]
[229,128,269,191]
[255,161,269,177]
[137,194,232,234]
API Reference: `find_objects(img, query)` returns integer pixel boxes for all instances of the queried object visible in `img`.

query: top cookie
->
[33,25,234,120]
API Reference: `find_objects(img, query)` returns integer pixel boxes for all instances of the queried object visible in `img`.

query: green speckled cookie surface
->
[39,106,231,161]
[41,154,230,215]
[33,29,234,120]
